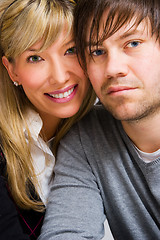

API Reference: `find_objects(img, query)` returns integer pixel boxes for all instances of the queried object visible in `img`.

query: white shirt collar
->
[23,108,43,142]
[23,108,55,205]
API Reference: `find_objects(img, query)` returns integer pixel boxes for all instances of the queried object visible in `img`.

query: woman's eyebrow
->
[64,39,74,46]
[26,48,39,52]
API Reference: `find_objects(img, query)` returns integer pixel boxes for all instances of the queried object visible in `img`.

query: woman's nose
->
[49,58,70,85]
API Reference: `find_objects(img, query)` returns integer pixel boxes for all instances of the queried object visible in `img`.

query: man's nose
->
[104,50,129,79]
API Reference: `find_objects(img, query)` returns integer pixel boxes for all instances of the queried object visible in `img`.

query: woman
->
[0,0,96,239]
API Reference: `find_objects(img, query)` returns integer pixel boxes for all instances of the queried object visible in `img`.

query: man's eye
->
[127,41,141,48]
[91,49,105,56]
[65,47,77,55]
[27,55,42,63]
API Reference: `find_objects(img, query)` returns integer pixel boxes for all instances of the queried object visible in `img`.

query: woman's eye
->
[27,55,42,63]
[91,49,105,56]
[65,47,77,55]
[127,41,141,48]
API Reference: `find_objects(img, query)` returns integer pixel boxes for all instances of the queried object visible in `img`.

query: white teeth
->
[49,87,74,99]
[64,92,68,97]
[59,93,63,98]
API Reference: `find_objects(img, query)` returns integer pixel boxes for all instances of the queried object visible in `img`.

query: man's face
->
[86,16,160,123]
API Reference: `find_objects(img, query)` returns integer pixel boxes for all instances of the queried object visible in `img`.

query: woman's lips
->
[48,84,77,95]
[44,84,78,103]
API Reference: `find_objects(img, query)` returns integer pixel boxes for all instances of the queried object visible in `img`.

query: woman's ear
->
[2,56,19,83]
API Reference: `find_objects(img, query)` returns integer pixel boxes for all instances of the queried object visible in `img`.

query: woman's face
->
[3,28,89,126]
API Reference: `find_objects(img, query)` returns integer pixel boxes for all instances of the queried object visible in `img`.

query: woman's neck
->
[39,113,61,141]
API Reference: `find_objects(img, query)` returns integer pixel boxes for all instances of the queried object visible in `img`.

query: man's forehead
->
[86,12,151,45]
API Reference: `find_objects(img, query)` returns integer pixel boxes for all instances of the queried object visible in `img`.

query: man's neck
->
[121,114,160,153]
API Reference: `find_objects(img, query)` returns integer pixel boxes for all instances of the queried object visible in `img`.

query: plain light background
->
[102,220,114,240]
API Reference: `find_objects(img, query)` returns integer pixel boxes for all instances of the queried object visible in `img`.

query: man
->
[39,0,160,239]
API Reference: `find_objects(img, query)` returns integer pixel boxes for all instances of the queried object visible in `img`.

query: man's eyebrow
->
[85,29,144,47]
[85,40,103,47]
[118,29,144,40]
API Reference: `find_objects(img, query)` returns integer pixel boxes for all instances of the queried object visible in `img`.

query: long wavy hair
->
[0,0,96,211]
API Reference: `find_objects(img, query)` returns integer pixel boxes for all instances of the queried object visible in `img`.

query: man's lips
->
[106,86,137,94]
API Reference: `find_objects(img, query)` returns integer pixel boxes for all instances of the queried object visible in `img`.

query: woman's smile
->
[45,84,78,103]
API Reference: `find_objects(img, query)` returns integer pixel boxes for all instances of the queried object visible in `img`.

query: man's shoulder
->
[64,104,117,142]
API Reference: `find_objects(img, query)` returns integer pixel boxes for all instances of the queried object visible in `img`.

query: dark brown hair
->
[74,0,160,70]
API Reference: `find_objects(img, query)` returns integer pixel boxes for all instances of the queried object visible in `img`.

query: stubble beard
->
[101,98,160,123]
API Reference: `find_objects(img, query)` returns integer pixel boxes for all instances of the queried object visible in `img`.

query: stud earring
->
[13,81,19,87]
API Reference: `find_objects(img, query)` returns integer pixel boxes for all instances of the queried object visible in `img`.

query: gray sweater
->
[39,105,160,240]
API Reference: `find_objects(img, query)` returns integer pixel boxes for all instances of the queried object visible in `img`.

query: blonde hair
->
[0,0,96,211]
